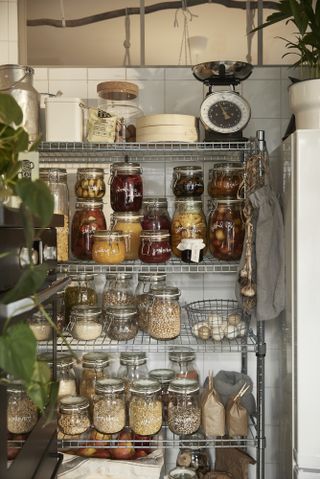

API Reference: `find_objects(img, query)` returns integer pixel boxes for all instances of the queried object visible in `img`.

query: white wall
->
[0,0,18,63]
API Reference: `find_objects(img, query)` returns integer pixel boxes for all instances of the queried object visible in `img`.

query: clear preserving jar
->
[70,305,103,341]
[110,162,143,212]
[168,467,197,479]
[139,230,171,263]
[129,379,162,435]
[171,198,207,258]
[71,199,106,260]
[75,168,105,199]
[92,230,126,264]
[58,395,90,436]
[141,197,171,231]
[167,379,201,435]
[148,287,181,340]
[93,378,126,434]
[29,310,52,341]
[64,274,97,323]
[117,352,148,400]
[135,273,166,332]
[38,352,76,399]
[169,348,199,381]
[103,273,135,309]
[177,433,211,476]
[97,81,143,142]
[80,352,110,405]
[7,382,38,434]
[105,304,138,341]
[112,212,142,260]
[40,168,69,261]
[172,166,204,197]
[208,199,244,261]
[208,162,244,199]
[149,368,175,422]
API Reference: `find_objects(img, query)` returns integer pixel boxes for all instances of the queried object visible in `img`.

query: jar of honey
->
[110,162,143,212]
[112,212,142,260]
[92,231,126,264]
[139,230,171,263]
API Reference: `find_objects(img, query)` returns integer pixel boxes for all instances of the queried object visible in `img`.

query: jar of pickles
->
[208,199,244,261]
[171,198,207,258]
[148,287,181,340]
[93,378,126,434]
[135,273,166,332]
[75,168,106,199]
[6,381,38,434]
[71,199,106,260]
[69,305,103,341]
[64,274,97,323]
[103,273,135,309]
[139,230,171,263]
[149,368,175,422]
[58,395,91,436]
[112,212,142,260]
[172,166,204,197]
[110,162,143,212]
[169,348,199,381]
[129,379,162,435]
[92,231,127,264]
[117,352,148,399]
[208,162,244,199]
[167,379,201,436]
[141,197,171,231]
[105,304,138,341]
[80,352,110,405]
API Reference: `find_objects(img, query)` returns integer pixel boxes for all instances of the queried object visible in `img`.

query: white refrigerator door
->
[294,466,320,479]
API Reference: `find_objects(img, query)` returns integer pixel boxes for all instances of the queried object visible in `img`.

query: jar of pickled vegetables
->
[208,199,244,261]
[75,168,106,199]
[110,162,143,212]
[103,273,135,309]
[172,166,204,197]
[112,212,142,260]
[135,273,166,332]
[171,198,207,258]
[141,197,171,231]
[64,274,97,322]
[92,231,126,264]
[71,199,106,260]
[208,162,244,199]
[139,230,171,263]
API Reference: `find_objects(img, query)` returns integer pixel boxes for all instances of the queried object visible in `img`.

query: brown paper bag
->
[215,448,256,479]
[225,384,249,437]
[201,372,225,437]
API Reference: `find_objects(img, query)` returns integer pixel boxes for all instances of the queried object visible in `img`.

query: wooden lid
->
[97,81,138,100]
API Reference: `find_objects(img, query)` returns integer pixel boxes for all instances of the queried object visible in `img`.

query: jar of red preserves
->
[208,199,244,261]
[71,199,107,260]
[208,162,244,199]
[141,197,171,231]
[139,230,171,263]
[110,162,143,212]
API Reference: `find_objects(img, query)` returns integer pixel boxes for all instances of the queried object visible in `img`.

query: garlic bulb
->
[227,313,241,327]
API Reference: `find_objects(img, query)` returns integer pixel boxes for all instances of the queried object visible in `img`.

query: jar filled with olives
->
[64,274,97,323]
[75,168,106,199]
[172,166,204,197]
[208,162,244,199]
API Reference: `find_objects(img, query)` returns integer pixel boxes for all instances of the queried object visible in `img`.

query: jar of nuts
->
[93,378,126,434]
[6,381,38,434]
[79,352,110,405]
[105,304,138,341]
[167,379,201,436]
[75,168,105,199]
[148,287,181,340]
[103,273,135,310]
[135,273,166,332]
[129,379,162,435]
[58,395,91,436]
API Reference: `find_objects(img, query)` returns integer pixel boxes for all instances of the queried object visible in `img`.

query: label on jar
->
[151,246,171,256]
[86,107,117,143]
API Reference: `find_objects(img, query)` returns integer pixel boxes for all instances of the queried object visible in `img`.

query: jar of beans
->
[135,273,166,332]
[167,379,201,436]
[58,395,91,436]
[93,378,126,434]
[6,381,38,434]
[129,379,162,435]
[103,273,135,310]
[110,162,143,212]
[75,168,105,199]
[148,287,181,340]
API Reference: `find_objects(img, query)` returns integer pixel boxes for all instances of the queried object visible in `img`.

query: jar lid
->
[212,162,244,171]
[59,395,89,413]
[112,212,143,221]
[75,199,104,209]
[140,230,170,240]
[111,162,142,174]
[105,272,133,280]
[40,168,67,182]
[97,81,139,100]
[96,377,125,394]
[168,467,197,479]
[71,305,101,318]
[105,304,137,318]
[175,197,203,205]
[69,273,95,281]
[149,368,175,384]
[38,352,74,369]
[120,351,147,366]
[138,273,166,282]
[6,380,27,394]
[149,286,180,299]
[169,347,196,363]
[82,352,110,368]
[93,230,126,240]
[130,378,161,394]
[168,378,199,394]
[30,310,50,323]
[77,167,104,177]
[173,166,203,174]
[143,197,168,208]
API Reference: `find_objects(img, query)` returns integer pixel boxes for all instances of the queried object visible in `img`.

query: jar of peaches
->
[112,211,142,260]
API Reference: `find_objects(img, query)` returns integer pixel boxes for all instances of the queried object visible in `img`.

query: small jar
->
[169,467,197,479]
[69,305,103,341]
[93,378,126,434]
[139,230,171,263]
[178,238,206,264]
[80,352,110,405]
[135,273,166,332]
[38,352,77,399]
[64,273,97,323]
[172,166,204,197]
[169,348,199,381]
[58,395,90,436]
[110,162,143,212]
[75,168,106,199]
[105,304,138,341]
[112,212,142,260]
[167,379,201,435]
[148,287,181,340]
[177,433,211,477]
[171,198,207,258]
[149,369,175,422]
[28,310,52,341]
[208,199,244,261]
[117,352,148,399]
[92,230,126,264]
[129,379,162,435]
[208,162,244,199]
[103,273,135,309]
[141,197,171,231]
[71,199,106,260]
[7,382,38,434]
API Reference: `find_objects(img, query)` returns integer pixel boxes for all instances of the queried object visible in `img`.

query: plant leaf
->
[0,323,36,381]
[1,263,48,304]
[15,178,54,228]
[27,360,51,410]
[0,93,23,126]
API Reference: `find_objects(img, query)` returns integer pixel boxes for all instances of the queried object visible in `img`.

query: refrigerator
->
[281,130,320,478]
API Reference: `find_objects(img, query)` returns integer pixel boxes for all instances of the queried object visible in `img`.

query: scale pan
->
[192,61,253,82]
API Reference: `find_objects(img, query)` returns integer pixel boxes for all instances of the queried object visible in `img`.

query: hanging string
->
[59,0,66,27]
[174,0,198,65]
[123,8,131,66]
[246,0,255,64]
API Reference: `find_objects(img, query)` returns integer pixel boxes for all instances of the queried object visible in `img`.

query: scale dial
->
[200,91,251,134]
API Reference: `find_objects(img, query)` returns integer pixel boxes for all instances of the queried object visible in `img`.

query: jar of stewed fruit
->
[172,166,204,197]
[139,230,171,263]
[208,162,244,199]
[110,162,143,212]
[141,197,171,231]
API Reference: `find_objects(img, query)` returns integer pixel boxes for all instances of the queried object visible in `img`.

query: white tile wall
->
[0,0,17,63]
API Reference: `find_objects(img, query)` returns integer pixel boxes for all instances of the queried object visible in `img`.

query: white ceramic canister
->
[45,97,84,142]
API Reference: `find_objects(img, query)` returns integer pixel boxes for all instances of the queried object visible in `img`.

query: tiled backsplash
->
[0,0,18,64]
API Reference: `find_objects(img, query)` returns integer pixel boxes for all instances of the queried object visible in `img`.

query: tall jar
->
[69,305,103,341]
[38,352,77,399]
[169,348,199,381]
[148,287,181,340]
[112,212,142,260]
[167,379,201,436]
[92,231,127,264]
[208,162,244,199]
[139,230,171,263]
[172,166,204,197]
[6,381,38,434]
[71,199,106,260]
[171,198,207,258]
[40,168,69,261]
[208,199,244,261]
[80,352,110,405]
[93,378,126,434]
[64,274,97,322]
[58,395,91,436]
[117,352,148,400]
[75,168,106,199]
[105,304,138,341]
[97,81,143,142]
[129,379,162,436]
[141,197,171,231]
[103,273,135,309]
[135,273,166,332]
[110,162,143,212]
[149,368,175,422]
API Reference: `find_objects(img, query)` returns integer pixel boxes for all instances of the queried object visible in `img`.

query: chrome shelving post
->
[256,320,266,479]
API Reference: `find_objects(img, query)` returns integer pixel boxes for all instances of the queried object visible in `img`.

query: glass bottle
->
[129,379,162,435]
[75,168,106,199]
[69,305,103,341]
[177,432,211,476]
[110,162,143,212]
[58,395,91,436]
[93,378,126,434]
[105,304,138,341]
[40,168,69,261]
[139,230,171,263]
[169,348,199,381]
[141,197,171,231]
[92,231,127,264]
[6,381,38,434]
[208,162,244,199]
[79,352,110,405]
[102,273,135,309]
[38,352,77,399]
[112,211,142,260]
[172,166,204,197]
[149,368,175,422]
[117,352,148,400]
[148,287,181,340]
[167,378,201,435]
[64,274,97,323]
[135,273,166,332]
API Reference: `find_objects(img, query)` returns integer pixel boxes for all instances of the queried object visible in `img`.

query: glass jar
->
[105,304,138,341]
[110,162,143,212]
[139,230,171,263]
[75,168,106,199]
[178,239,206,264]
[64,274,97,323]
[71,199,106,260]
[117,352,148,399]
[7,382,38,434]
[171,198,207,258]
[40,168,69,261]
[28,310,52,341]
[172,166,204,197]
[167,379,201,435]
[177,433,211,476]
[97,81,143,142]
[135,273,166,332]
[38,352,77,399]
[208,199,244,261]
[93,378,126,434]
[208,162,244,199]
[103,273,135,309]
[168,467,197,479]
[58,395,90,436]
[112,212,142,260]
[149,368,175,422]
[80,352,110,405]
[70,305,103,341]
[92,230,126,264]
[129,379,162,435]
[141,197,171,231]
[169,348,199,381]
[148,287,181,340]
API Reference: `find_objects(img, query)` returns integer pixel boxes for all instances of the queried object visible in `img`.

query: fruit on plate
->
[110,429,135,460]
[90,429,112,447]
[77,447,97,457]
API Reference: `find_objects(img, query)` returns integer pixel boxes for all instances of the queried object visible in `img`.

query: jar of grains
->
[58,395,91,436]
[69,305,103,341]
[171,198,207,258]
[93,378,126,434]
[110,162,143,212]
[167,379,201,435]
[208,199,244,261]
[139,230,171,263]
[172,166,204,197]
[112,211,142,260]
[64,274,97,323]
[103,273,135,310]
[148,287,181,340]
[92,231,127,264]
[75,168,106,199]
[169,348,199,381]
[149,368,175,422]
[71,199,106,260]
[105,304,138,341]
[117,352,148,400]
[129,379,162,435]
[141,197,171,231]
[38,352,77,399]
[6,382,38,434]
[80,352,110,405]
[28,310,52,341]
[208,162,244,199]
[168,467,197,479]
[135,273,166,332]
[177,433,211,477]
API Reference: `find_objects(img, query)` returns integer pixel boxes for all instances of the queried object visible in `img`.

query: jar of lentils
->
[208,162,244,199]
[69,305,103,341]
[135,273,166,332]
[141,197,171,231]
[64,274,97,323]
[80,352,110,405]
[105,304,138,341]
[172,166,204,197]
[75,168,106,199]
[148,287,181,340]
[6,381,38,434]
[103,273,135,309]
[129,379,162,435]
[139,230,171,263]
[112,211,142,260]
[149,368,175,422]
[117,352,148,400]
[58,395,91,436]
[169,348,199,381]
[93,378,126,434]
[110,162,143,212]
[167,379,201,436]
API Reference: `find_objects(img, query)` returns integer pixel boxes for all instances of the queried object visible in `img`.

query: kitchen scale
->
[192,61,253,142]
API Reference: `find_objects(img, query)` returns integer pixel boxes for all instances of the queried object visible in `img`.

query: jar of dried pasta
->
[148,287,181,340]
[129,379,162,435]
[79,352,111,405]
[93,378,126,434]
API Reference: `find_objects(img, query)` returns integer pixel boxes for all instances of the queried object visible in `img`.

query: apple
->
[110,429,135,460]
[90,429,112,447]
[77,447,97,457]
[134,450,148,460]
[133,434,152,454]
[92,449,111,459]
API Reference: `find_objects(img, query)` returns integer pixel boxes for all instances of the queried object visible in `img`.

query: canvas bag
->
[225,384,249,437]
[214,370,256,416]
[201,372,225,437]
